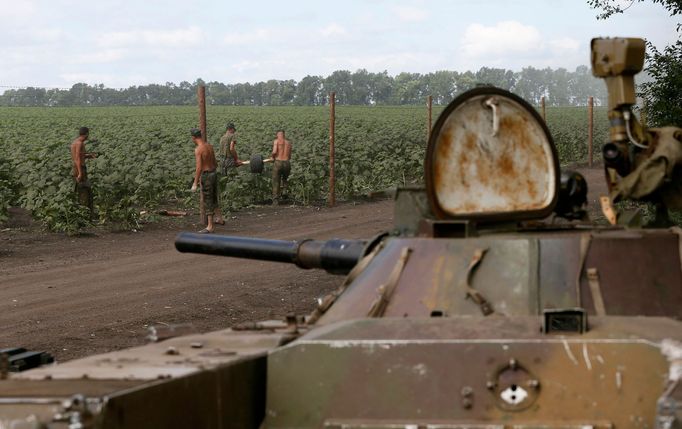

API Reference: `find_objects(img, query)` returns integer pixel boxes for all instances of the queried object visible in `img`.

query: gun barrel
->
[175,233,366,274]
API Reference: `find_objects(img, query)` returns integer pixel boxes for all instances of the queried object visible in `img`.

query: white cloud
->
[548,37,581,52]
[71,49,128,64]
[320,23,347,37]
[223,28,271,45]
[0,1,37,20]
[461,21,543,58]
[98,26,204,48]
[231,60,263,72]
[392,5,429,22]
[59,72,117,84]
[30,28,64,43]
[1,45,58,65]
[456,21,587,71]
[321,51,446,74]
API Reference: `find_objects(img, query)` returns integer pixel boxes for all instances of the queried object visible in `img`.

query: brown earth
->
[0,200,394,362]
[0,167,607,363]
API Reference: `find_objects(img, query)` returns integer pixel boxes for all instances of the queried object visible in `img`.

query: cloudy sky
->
[0,0,678,89]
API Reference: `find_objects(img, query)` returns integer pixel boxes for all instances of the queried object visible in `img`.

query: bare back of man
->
[271,130,292,203]
[195,143,217,172]
[70,138,86,180]
[272,138,292,161]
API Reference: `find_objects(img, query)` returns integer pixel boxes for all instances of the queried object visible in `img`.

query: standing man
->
[219,122,243,175]
[270,129,292,205]
[70,126,96,216]
[190,128,221,233]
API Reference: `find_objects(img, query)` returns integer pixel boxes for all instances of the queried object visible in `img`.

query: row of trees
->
[1,65,608,108]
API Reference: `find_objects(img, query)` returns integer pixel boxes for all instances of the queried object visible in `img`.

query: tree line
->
[0,65,608,107]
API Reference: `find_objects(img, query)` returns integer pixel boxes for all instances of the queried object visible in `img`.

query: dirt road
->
[1,200,393,362]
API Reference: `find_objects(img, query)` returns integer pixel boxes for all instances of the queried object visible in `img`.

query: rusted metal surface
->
[579,230,682,317]
[425,88,559,221]
[393,186,434,236]
[538,236,582,309]
[460,248,495,315]
[320,237,538,322]
[264,317,681,428]
[367,247,412,317]
[319,230,681,324]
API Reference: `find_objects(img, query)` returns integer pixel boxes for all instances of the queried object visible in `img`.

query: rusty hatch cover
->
[425,87,559,221]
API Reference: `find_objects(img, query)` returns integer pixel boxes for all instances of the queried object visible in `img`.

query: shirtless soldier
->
[270,129,292,205]
[190,128,221,233]
[70,126,96,215]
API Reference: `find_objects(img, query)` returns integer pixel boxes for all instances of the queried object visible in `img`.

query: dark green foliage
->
[641,41,682,127]
[0,151,18,224]
[544,107,609,164]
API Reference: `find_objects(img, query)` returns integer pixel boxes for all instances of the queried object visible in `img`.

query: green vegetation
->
[0,104,607,232]
[0,152,18,224]
[545,106,609,163]
[641,40,682,128]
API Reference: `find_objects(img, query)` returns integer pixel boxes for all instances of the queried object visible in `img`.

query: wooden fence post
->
[329,92,336,207]
[198,85,207,225]
[587,95,594,168]
[541,96,546,121]
[427,95,433,143]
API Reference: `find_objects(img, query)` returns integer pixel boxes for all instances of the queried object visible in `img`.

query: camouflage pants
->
[272,160,290,200]
[200,170,218,213]
[221,156,236,176]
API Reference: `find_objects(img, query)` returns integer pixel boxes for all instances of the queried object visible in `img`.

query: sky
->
[0,0,678,89]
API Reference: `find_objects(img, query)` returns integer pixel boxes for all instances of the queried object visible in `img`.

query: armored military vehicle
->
[1,38,680,428]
